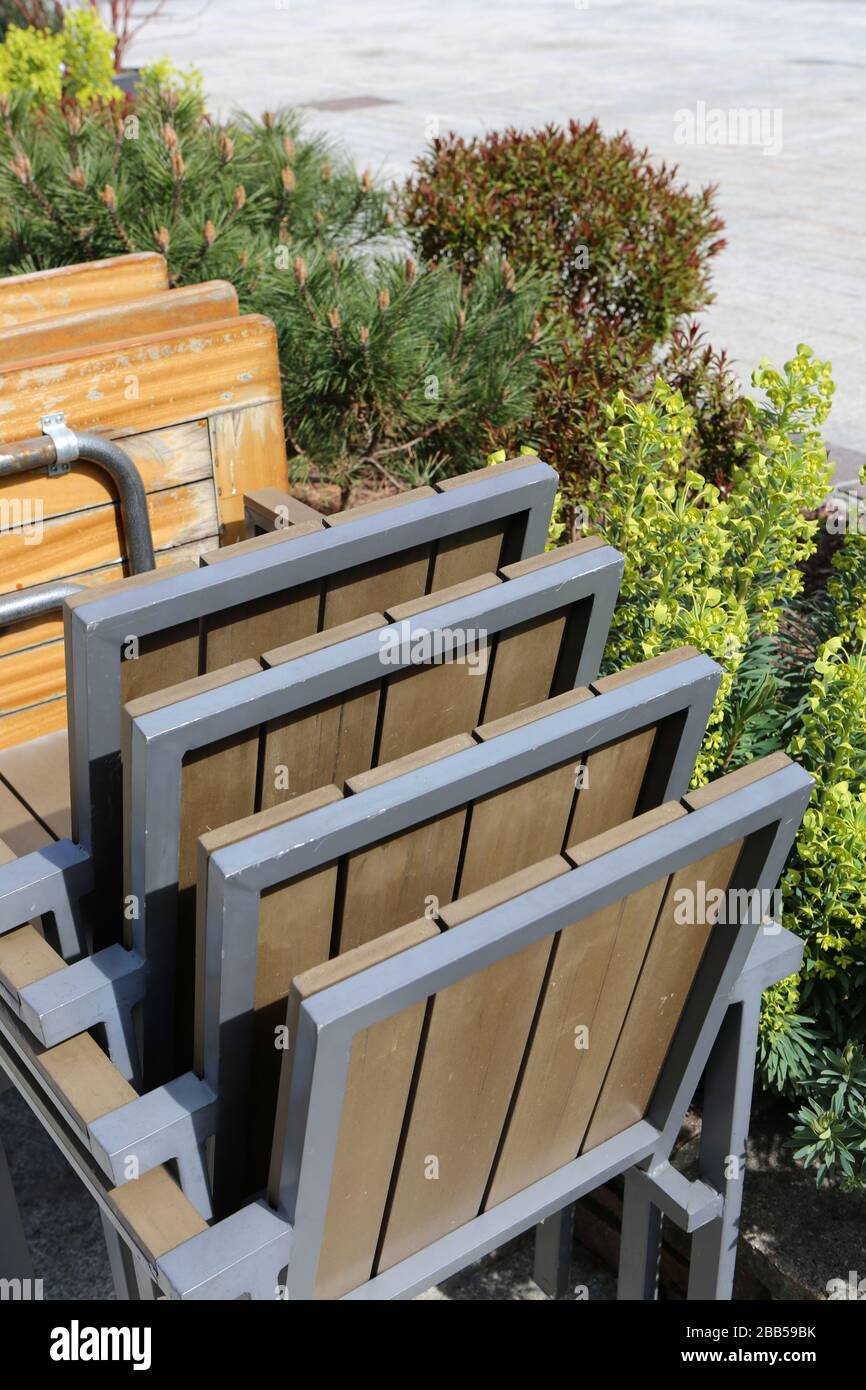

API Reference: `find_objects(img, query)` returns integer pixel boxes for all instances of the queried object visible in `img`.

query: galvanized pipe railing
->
[0,414,155,628]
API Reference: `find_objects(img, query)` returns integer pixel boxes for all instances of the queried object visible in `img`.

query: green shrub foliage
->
[581,346,866,1186]
[0,88,547,487]
[402,121,736,494]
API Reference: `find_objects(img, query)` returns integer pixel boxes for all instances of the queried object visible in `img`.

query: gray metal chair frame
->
[122,541,622,1083]
[0,647,717,1226]
[0,756,810,1300]
[64,460,558,868]
[198,648,720,1208]
[0,461,565,1074]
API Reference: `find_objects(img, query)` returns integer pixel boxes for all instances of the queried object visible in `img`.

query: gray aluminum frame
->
[125,542,623,1086]
[199,649,720,1208]
[272,758,813,1300]
[64,459,559,871]
[0,760,810,1300]
[166,757,810,1300]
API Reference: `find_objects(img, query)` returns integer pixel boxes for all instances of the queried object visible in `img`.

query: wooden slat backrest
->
[337,735,476,953]
[0,254,168,328]
[267,917,438,1299]
[375,574,501,764]
[321,489,439,625]
[194,785,345,1199]
[381,814,746,1268]
[376,856,570,1271]
[273,754,805,1295]
[485,804,686,1207]
[0,281,239,367]
[198,521,325,670]
[258,615,386,807]
[197,648,716,1212]
[125,659,262,1068]
[123,536,618,1024]
[64,453,562,874]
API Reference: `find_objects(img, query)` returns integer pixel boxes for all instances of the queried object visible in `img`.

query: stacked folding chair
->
[0,444,810,1300]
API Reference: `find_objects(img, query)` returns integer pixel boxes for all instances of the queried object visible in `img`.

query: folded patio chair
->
[0,752,807,1299]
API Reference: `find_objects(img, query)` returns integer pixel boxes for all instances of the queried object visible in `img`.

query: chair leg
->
[618,1168,662,1299]
[533,1203,574,1298]
[687,991,762,1300]
[100,1212,157,1300]
[0,1130,33,1284]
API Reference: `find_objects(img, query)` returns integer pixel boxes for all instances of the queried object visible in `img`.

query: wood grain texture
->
[199,521,327,678]
[457,759,578,898]
[208,401,289,545]
[0,542,202,661]
[582,838,745,1152]
[565,725,657,847]
[338,734,475,953]
[124,658,262,1073]
[376,574,500,764]
[0,727,70,838]
[267,918,438,1298]
[486,870,676,1208]
[196,785,344,1196]
[258,614,385,806]
[0,281,239,367]
[428,519,508,592]
[0,419,214,530]
[0,923,64,996]
[479,610,567,725]
[378,858,570,1270]
[0,254,167,328]
[0,315,282,442]
[322,547,431,629]
[38,1033,137,1126]
[108,1168,207,1262]
[0,477,219,592]
[0,551,206,749]
[201,572,321,673]
[0,698,67,752]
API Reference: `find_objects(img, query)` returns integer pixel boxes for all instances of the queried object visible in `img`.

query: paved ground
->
[132,0,866,455]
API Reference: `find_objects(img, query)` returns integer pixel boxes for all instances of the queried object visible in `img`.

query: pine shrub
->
[402,121,735,495]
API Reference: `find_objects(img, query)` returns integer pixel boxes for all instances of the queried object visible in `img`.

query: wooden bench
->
[0,305,288,748]
[0,254,168,329]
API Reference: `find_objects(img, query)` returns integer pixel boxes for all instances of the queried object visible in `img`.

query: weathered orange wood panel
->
[0,281,239,367]
[0,315,284,442]
[0,254,168,328]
